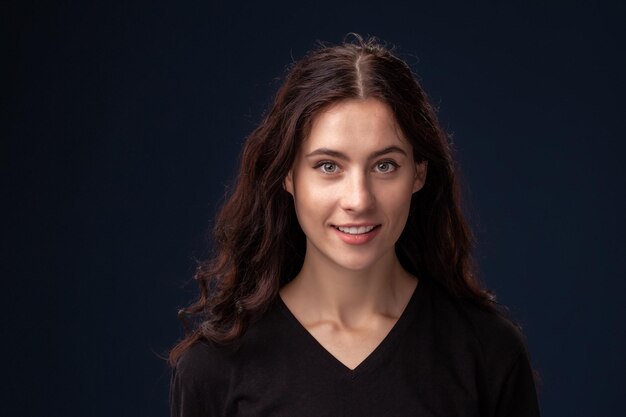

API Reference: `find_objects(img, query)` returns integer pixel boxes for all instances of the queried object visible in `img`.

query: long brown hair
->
[169,34,498,366]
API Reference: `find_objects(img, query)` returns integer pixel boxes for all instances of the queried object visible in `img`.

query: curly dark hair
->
[169,34,499,366]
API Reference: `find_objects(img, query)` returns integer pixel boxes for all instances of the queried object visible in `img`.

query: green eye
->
[376,161,398,173]
[317,162,338,174]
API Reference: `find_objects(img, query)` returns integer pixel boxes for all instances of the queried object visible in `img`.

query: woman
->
[169,35,540,417]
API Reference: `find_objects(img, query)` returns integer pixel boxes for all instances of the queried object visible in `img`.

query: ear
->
[412,161,428,193]
[283,170,294,196]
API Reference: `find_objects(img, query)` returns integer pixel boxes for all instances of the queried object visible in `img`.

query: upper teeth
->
[337,225,375,235]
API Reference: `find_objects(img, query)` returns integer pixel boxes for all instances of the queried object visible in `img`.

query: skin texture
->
[280,98,427,369]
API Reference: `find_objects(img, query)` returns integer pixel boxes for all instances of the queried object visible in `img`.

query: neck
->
[281,250,417,328]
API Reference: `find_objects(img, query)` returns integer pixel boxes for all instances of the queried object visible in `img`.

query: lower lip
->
[333,226,381,245]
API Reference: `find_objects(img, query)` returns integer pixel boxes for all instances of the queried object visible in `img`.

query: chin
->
[328,253,386,272]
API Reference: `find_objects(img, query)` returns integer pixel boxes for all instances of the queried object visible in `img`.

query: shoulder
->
[454,300,541,416]
[171,304,288,394]
[426,279,529,368]
[170,306,291,416]
[170,339,234,417]
[424,280,540,416]
[461,300,527,361]
[173,339,231,384]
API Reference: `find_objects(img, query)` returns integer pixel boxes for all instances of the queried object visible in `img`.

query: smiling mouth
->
[334,225,380,235]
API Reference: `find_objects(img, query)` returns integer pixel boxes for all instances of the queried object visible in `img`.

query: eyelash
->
[314,160,400,175]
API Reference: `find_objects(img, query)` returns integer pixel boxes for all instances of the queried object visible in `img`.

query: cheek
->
[379,179,414,202]
[377,182,414,222]
[292,176,334,221]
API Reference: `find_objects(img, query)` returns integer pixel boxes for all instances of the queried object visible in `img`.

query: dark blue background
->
[3,1,625,416]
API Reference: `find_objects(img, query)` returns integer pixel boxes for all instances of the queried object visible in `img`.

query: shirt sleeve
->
[169,342,229,417]
[493,349,541,417]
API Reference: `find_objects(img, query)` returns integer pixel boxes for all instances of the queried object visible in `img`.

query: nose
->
[340,171,376,213]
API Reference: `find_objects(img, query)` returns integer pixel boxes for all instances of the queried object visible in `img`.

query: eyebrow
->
[305,146,408,160]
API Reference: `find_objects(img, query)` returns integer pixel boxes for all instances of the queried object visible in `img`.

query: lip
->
[332,224,381,245]
[332,223,379,228]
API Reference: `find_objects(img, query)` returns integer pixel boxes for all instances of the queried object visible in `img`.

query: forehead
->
[301,99,410,154]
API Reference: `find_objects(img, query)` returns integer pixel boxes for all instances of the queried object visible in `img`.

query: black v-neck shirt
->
[170,278,540,416]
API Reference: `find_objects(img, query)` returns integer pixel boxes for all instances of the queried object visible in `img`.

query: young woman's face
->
[284,98,427,272]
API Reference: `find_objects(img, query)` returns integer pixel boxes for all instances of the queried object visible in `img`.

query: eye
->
[315,161,340,174]
[374,160,398,173]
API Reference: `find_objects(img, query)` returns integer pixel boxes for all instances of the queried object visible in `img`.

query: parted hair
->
[169,34,499,366]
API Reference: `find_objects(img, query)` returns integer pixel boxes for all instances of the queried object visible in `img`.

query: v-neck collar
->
[275,278,425,379]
